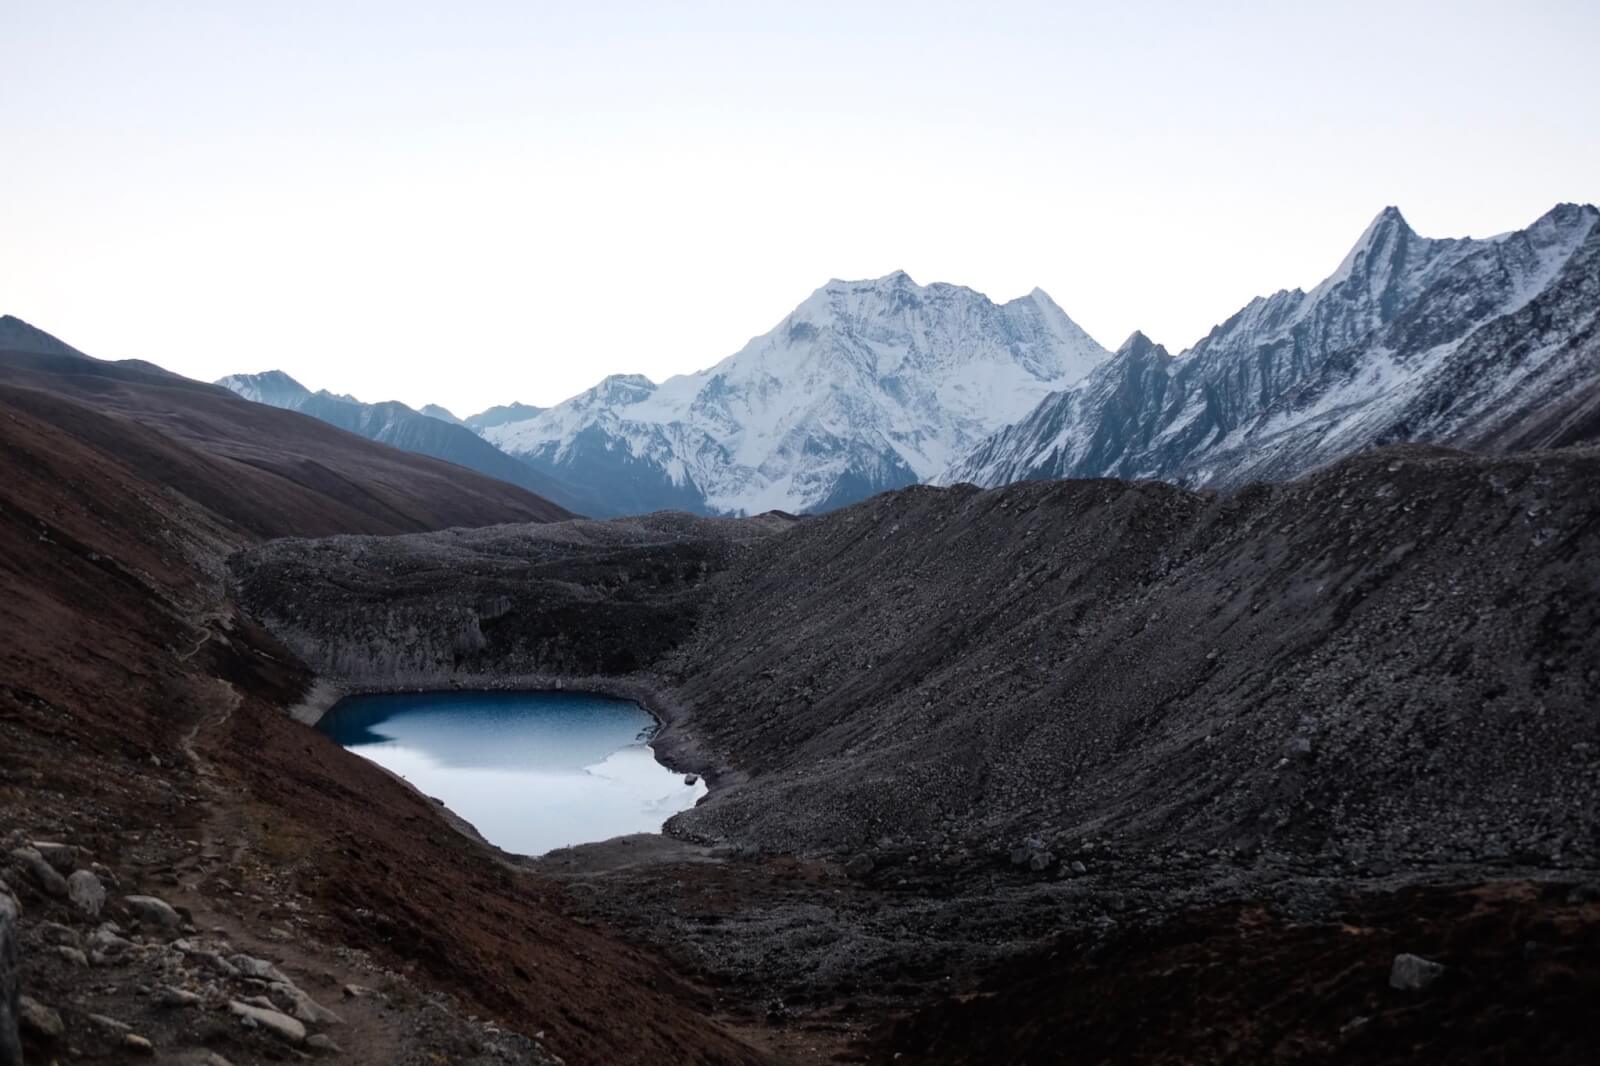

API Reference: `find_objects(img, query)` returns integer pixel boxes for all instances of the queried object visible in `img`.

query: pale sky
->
[3,1,1597,415]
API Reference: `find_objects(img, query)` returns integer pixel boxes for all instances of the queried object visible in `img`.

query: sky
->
[3,1,1597,415]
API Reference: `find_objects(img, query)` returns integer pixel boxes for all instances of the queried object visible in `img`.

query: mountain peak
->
[0,315,90,358]
[1319,205,1422,296]
[419,403,463,425]
[1117,330,1160,356]
[587,373,657,405]
[1353,204,1415,249]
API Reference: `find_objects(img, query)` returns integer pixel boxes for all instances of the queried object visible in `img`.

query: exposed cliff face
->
[947,204,1600,490]
[230,513,790,688]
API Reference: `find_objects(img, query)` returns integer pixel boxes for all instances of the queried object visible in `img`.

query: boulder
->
[0,895,20,1066]
[271,983,343,1027]
[157,986,203,1008]
[8,848,68,898]
[1389,952,1446,991]
[37,922,80,948]
[123,895,182,931]
[306,1033,342,1056]
[30,842,80,875]
[52,946,88,967]
[89,925,134,957]
[684,773,700,786]
[67,870,107,917]
[228,953,293,985]
[228,999,306,1045]
[17,995,63,1041]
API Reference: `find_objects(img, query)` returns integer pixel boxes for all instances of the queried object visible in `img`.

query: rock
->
[684,773,700,786]
[30,842,80,875]
[37,921,80,948]
[18,995,63,1041]
[228,953,293,985]
[1389,952,1446,991]
[158,986,203,1008]
[0,895,19,1066]
[306,1033,342,1055]
[194,951,239,977]
[228,999,306,1045]
[272,982,343,1026]
[67,869,107,917]
[123,894,182,930]
[89,925,135,956]
[843,854,875,879]
[124,1033,156,1055]
[89,1012,132,1032]
[1029,850,1056,872]
[52,945,88,967]
[341,984,375,999]
[1069,860,1088,875]
[8,848,68,898]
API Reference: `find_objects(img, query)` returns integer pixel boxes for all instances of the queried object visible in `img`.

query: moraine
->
[317,690,706,855]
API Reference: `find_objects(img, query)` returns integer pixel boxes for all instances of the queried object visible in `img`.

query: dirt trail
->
[172,674,410,1062]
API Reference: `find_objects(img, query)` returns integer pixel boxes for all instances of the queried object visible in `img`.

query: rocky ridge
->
[945,203,1600,490]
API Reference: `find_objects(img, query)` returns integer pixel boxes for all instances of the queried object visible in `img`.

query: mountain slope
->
[0,327,764,1066]
[215,371,599,516]
[0,323,571,536]
[485,272,1110,516]
[945,203,1600,489]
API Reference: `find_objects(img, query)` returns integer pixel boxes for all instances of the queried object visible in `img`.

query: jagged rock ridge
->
[944,203,1600,489]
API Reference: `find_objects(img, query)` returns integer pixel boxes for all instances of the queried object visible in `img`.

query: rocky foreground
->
[226,443,1600,1063]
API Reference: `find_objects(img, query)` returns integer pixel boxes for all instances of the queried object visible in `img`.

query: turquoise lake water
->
[317,690,706,855]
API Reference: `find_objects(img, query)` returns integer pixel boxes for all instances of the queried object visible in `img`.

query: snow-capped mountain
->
[485,271,1110,515]
[944,203,1600,490]
[216,369,318,409]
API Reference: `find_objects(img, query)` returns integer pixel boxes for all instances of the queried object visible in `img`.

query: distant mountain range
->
[213,202,1599,516]
[0,319,570,537]
[943,203,1600,489]
[213,371,596,515]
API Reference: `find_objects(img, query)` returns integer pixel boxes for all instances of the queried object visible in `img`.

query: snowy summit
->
[484,271,1109,515]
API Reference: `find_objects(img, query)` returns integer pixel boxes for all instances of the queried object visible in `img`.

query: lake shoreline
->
[317,688,708,857]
